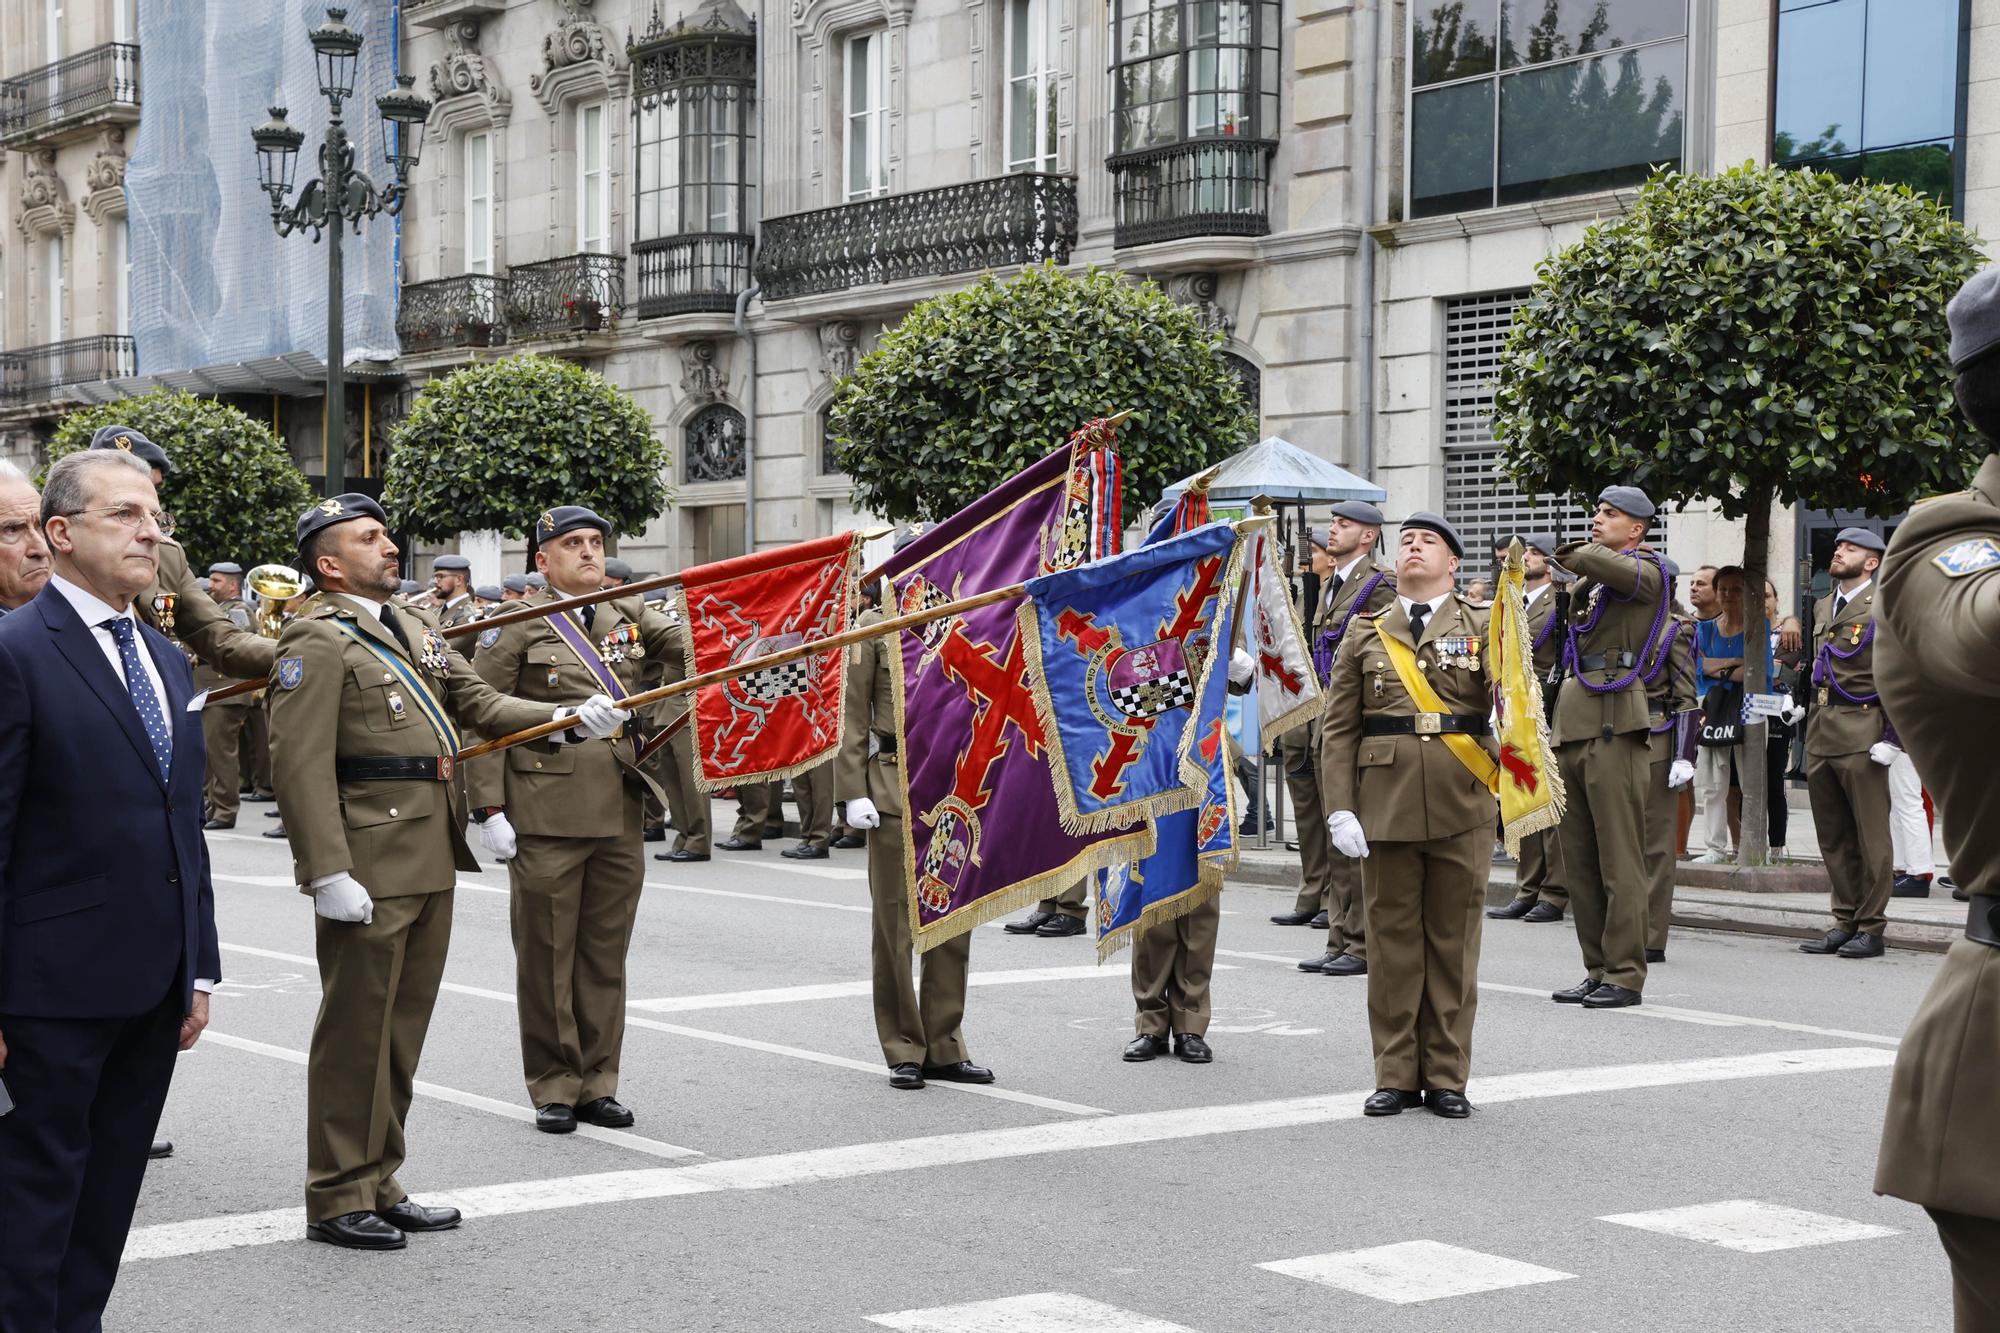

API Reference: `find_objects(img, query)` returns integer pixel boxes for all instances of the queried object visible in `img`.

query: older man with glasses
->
[0,460,51,616]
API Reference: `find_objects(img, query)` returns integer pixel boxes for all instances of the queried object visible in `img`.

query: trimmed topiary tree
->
[382,354,670,540]
[830,263,1253,522]
[49,390,314,570]
[1491,162,1984,865]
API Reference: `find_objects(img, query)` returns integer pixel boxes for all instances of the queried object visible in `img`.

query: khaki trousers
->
[663,722,711,855]
[869,812,971,1067]
[1036,878,1088,919]
[246,703,274,795]
[1361,826,1489,1093]
[507,815,645,1106]
[201,700,250,822]
[1283,728,1331,915]
[790,766,836,850]
[732,781,779,844]
[1928,1207,2000,1333]
[307,890,452,1222]
[1511,827,1568,908]
[1558,733,1653,992]
[1130,892,1221,1038]
[1807,750,1894,936]
[1645,745,1676,951]
[1325,851,1367,959]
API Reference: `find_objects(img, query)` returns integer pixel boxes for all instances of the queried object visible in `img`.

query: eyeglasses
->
[0,517,42,547]
[61,504,176,537]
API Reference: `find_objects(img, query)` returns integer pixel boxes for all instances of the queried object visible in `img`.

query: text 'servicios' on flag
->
[878,421,1132,951]
[1247,528,1321,743]
[674,531,865,791]
[1490,539,1565,853]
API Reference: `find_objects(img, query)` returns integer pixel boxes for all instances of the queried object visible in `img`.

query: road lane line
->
[869,1293,1203,1331]
[764,862,870,882]
[1598,1200,1899,1252]
[643,879,873,913]
[1258,1240,1576,1304]
[627,964,1236,1014]
[1473,981,1904,1046]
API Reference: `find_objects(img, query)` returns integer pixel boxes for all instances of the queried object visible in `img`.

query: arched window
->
[685,403,747,482]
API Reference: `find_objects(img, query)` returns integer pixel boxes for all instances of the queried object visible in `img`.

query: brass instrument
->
[246,563,305,638]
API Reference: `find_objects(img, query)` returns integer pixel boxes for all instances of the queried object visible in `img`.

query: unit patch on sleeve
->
[1933,537,2000,578]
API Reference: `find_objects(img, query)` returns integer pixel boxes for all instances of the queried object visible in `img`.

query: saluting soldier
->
[1642,560,1701,963]
[196,561,256,830]
[1874,265,2000,1327]
[267,494,626,1251]
[466,506,681,1134]
[1489,533,1571,924]
[1319,513,1493,1119]
[1799,528,1896,959]
[1548,486,1669,1010]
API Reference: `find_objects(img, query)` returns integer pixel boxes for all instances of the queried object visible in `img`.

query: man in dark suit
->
[0,449,218,1331]
[0,459,49,616]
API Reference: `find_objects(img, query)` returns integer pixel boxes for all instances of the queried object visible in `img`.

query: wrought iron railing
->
[634,233,752,319]
[0,44,140,145]
[1108,138,1276,247]
[0,335,137,406]
[397,274,511,354]
[756,173,1077,301]
[505,253,626,339]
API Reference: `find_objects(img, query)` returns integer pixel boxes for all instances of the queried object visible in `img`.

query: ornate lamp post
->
[250,6,431,496]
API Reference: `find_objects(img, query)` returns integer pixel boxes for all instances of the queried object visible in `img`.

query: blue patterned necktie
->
[106,617,172,778]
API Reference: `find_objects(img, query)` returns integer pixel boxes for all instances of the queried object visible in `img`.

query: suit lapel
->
[335,594,416,664]
[1419,598,1457,649]
[1380,602,1415,649]
[35,587,168,789]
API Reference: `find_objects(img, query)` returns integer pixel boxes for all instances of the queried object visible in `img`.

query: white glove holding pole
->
[1228,648,1256,687]
[552,694,630,741]
[1668,759,1695,790]
[846,797,881,830]
[1869,741,1900,766]
[309,871,374,925]
[1780,700,1807,727]
[1326,810,1369,859]
[479,812,518,861]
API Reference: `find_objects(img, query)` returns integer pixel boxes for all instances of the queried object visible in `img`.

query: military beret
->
[1833,526,1888,554]
[533,505,611,547]
[296,492,389,552]
[208,561,244,576]
[642,585,671,604]
[1521,533,1557,556]
[892,524,927,552]
[433,554,471,573]
[1329,500,1384,526]
[398,579,421,597]
[603,557,633,581]
[1308,525,1330,550]
[1661,557,1682,580]
[526,573,548,589]
[1949,266,2000,369]
[196,577,211,593]
[502,574,532,594]
[1398,511,1464,558]
[89,424,171,474]
[474,585,503,602]
[1598,485,1656,520]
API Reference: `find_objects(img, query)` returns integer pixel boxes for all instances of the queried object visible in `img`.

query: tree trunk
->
[1737,485,1774,867]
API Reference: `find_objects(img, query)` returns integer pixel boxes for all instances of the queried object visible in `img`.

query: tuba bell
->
[246,564,305,638]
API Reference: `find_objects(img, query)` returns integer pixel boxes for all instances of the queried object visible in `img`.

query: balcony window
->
[464,130,494,275]
[846,31,889,200]
[576,101,609,254]
[1006,0,1058,173]
[44,234,64,342]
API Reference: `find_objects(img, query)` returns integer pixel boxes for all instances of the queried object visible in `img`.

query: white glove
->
[1668,759,1695,790]
[479,811,517,860]
[1780,700,1807,727]
[309,872,373,925]
[554,694,630,741]
[846,796,881,830]
[1228,648,1255,687]
[1326,809,1369,859]
[1869,742,1901,766]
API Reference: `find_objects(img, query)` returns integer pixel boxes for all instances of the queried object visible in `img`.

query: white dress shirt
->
[1524,581,1550,610]
[1398,594,1440,634]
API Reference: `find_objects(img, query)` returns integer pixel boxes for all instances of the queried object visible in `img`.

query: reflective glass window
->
[1499,0,1686,68]
[1411,80,1496,217]
[1498,42,1685,206]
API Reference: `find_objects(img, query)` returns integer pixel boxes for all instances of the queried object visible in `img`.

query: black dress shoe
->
[717,837,762,852]
[1174,1033,1213,1064]
[535,1103,577,1134]
[1269,910,1315,926]
[1838,931,1886,959]
[655,849,711,862]
[264,809,283,818]
[643,827,667,843]
[1942,874,1966,901]
[1309,910,1330,930]
[246,791,276,803]
[1426,1089,1474,1118]
[1522,902,1566,923]
[833,834,866,849]
[1362,1088,1423,1117]
[261,825,288,839]
[307,1210,407,1250]
[1123,1033,1170,1062]
[1320,953,1367,977]
[1297,952,1340,972]
[202,818,235,831]
[781,844,831,860]
[376,1199,461,1232]
[1645,948,1666,963]
[1581,982,1642,1008]
[1892,873,1933,899]
[1004,911,1055,935]
[1552,978,1601,1004]
[1800,928,1857,955]
[1487,896,1535,920]
[889,1063,925,1089]
[764,823,787,839]
[1035,914,1086,938]
[576,1096,635,1128]
[148,1139,174,1159]
[921,1060,996,1084]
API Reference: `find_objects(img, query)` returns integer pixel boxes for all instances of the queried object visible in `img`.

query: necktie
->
[579,604,596,633]
[106,618,172,778]
[1832,593,1848,619]
[379,603,414,656]
[1324,573,1343,608]
[1408,601,1431,643]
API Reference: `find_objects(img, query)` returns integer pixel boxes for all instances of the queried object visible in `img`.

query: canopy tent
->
[1153,435,1387,511]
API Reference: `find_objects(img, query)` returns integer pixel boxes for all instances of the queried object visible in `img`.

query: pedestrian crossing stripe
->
[1933,537,2000,577]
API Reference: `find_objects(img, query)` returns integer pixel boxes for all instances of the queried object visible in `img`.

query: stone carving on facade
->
[81,128,129,225]
[1165,272,1236,343]
[816,321,859,383]
[679,339,727,403]
[530,0,628,109]
[15,148,75,237]
[427,20,512,138]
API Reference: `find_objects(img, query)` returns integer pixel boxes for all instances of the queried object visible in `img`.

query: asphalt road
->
[113,809,1951,1332]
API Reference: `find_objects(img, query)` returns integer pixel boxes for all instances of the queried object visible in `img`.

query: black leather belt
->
[336,756,456,783]
[1577,652,1639,672]
[1362,714,1490,737]
[1967,895,2000,949]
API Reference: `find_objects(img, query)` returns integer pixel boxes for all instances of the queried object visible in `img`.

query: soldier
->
[601,557,632,589]
[473,584,503,612]
[646,589,714,865]
[267,494,625,1250]
[1319,513,1493,1119]
[1293,502,1397,977]
[837,583,991,1091]
[1874,264,2000,1327]
[1642,559,1702,963]
[785,765,837,859]
[501,574,532,602]
[718,781,780,852]
[1002,878,1088,936]
[1488,533,1571,923]
[1548,486,1668,1010]
[429,555,478,628]
[1799,528,1896,959]
[197,561,256,830]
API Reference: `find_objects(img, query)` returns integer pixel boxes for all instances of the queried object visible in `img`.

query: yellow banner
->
[1487,541,1565,853]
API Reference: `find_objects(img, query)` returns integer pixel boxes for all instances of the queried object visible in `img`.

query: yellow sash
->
[1377,628,1499,794]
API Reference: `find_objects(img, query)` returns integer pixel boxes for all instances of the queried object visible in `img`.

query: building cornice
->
[1373,190,1639,248]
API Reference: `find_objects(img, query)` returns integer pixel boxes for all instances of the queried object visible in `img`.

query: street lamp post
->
[250,6,431,497]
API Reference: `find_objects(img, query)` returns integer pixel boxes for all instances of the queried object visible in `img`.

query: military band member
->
[197,561,256,829]
[1489,533,1570,923]
[601,557,633,588]
[268,494,626,1251]
[1319,514,1492,1118]
[645,589,714,864]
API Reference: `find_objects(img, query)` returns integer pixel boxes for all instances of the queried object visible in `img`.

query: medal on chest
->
[601,623,644,663]
[1434,635,1480,670]
[1849,622,1864,645]
[420,629,450,678]
[152,592,176,634]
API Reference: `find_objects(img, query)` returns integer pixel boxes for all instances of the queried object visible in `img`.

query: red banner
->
[675,531,863,791]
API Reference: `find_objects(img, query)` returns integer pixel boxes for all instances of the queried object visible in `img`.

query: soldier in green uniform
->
[719,781,779,851]
[1002,877,1088,936]
[267,494,626,1251]
[466,506,682,1133]
[196,561,256,829]
[1489,534,1571,923]
[1548,486,1669,1010]
[785,766,838,859]
[1319,513,1493,1118]
[429,554,478,629]
[1643,560,1701,962]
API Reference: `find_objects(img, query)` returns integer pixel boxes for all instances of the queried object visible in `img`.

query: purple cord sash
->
[1812,615,1878,704]
[1312,569,1388,682]
[1563,550,1672,695]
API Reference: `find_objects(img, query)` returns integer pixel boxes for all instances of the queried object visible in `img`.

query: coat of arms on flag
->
[1490,539,1565,853]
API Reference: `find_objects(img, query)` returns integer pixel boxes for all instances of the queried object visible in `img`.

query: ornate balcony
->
[397,274,511,355]
[0,335,137,407]
[505,253,626,339]
[755,173,1078,302]
[0,44,140,149]
[634,233,752,319]
[1108,138,1276,248]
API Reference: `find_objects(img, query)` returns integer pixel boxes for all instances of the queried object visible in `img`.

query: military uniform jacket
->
[1805,584,1888,757]
[1523,582,1564,676]
[438,595,481,630]
[266,593,550,896]
[1645,615,1700,760]
[1318,594,1497,842]
[1551,542,1668,745]
[466,591,678,838]
[143,539,277,681]
[835,609,900,818]
[191,598,255,696]
[1316,560,1398,673]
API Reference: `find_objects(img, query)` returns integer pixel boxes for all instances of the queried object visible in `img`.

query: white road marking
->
[213,874,297,888]
[1258,1240,1575,1304]
[867,1292,1202,1332]
[1216,948,1322,966]
[125,1046,1894,1265]
[1475,981,1904,1046]
[627,964,1235,1014]
[1598,1200,1901,1252]
[767,861,870,881]
[643,879,873,913]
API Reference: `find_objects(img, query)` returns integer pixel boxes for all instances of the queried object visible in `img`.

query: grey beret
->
[1833,526,1888,553]
[433,555,471,573]
[1949,266,2000,369]
[892,525,927,552]
[474,585,503,602]
[526,573,548,589]
[1308,525,1330,550]
[1329,500,1384,526]
[196,577,211,592]
[502,574,531,593]
[208,561,244,576]
[1661,557,1682,580]
[398,579,422,596]
[1598,485,1656,520]
[1398,511,1464,558]
[1522,533,1557,556]
[603,557,634,581]
[642,586,671,604]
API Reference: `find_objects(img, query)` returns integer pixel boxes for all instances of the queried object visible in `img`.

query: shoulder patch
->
[276,657,304,690]
[1933,538,2000,578]
[478,626,502,649]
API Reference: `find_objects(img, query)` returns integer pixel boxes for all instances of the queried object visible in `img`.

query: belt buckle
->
[437,755,455,782]
[1415,713,1442,735]
[1816,687,1829,707]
